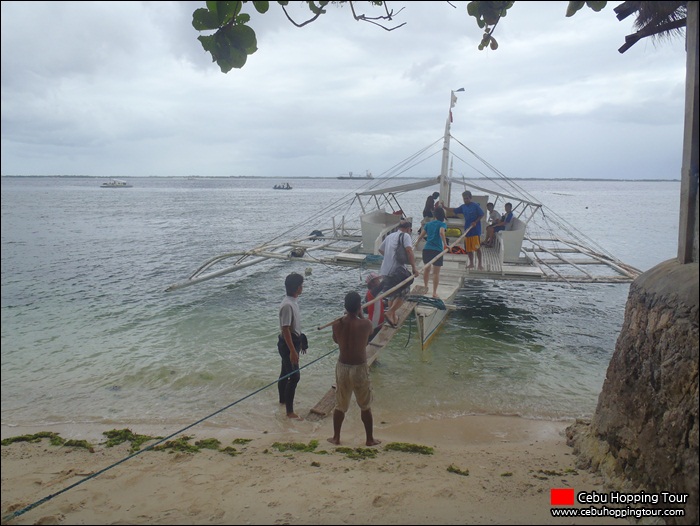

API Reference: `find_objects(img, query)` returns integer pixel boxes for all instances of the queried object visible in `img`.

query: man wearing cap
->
[378,220,419,327]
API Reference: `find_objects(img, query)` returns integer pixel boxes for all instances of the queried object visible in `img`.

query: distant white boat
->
[100,179,132,188]
[338,170,373,180]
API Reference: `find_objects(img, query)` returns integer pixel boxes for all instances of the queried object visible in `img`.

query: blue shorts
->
[422,249,444,267]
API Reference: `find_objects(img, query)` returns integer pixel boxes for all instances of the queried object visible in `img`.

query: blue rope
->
[2,347,339,524]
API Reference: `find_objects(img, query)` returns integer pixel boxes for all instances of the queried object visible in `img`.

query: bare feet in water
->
[327,437,340,445]
[287,413,303,420]
[366,438,382,446]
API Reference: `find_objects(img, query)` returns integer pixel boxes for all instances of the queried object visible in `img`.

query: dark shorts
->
[494,226,505,233]
[422,249,444,267]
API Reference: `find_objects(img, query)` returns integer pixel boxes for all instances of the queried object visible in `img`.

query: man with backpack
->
[378,220,419,327]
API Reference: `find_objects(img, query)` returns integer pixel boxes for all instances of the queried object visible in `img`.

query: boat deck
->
[417,244,545,280]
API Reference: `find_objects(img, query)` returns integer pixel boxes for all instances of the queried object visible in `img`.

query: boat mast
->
[439,89,463,207]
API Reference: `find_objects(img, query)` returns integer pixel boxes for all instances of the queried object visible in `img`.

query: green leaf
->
[225,24,258,54]
[192,8,220,31]
[566,1,586,17]
[214,31,249,72]
[197,34,218,58]
[213,1,241,25]
[252,1,270,14]
[585,1,607,12]
[307,1,328,16]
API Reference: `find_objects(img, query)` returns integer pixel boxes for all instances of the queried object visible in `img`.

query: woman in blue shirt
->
[416,206,448,298]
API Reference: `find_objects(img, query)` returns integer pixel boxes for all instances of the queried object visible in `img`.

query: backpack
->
[395,232,409,265]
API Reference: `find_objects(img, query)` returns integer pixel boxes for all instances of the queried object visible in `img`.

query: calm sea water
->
[1,176,680,436]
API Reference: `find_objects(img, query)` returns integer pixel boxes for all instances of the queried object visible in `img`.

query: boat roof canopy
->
[355,176,440,196]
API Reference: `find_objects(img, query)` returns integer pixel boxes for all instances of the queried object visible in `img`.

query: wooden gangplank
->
[306,285,428,421]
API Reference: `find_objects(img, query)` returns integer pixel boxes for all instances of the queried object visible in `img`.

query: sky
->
[0,1,689,180]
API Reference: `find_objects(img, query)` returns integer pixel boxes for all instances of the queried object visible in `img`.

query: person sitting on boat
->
[378,220,419,328]
[483,202,502,247]
[484,202,514,247]
[486,202,501,226]
[363,272,385,341]
[416,207,448,298]
[451,190,484,270]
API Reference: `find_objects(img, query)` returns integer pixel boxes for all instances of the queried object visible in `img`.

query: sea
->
[0,176,681,438]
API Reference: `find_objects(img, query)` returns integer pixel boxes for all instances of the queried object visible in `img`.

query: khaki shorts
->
[334,362,372,413]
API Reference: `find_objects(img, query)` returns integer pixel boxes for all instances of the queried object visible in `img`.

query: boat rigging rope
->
[1,346,339,524]
[405,295,446,310]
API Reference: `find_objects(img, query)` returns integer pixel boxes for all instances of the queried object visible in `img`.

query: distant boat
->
[273,183,292,190]
[100,179,132,188]
[338,170,373,180]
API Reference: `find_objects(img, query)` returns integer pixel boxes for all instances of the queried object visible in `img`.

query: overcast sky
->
[1,1,688,180]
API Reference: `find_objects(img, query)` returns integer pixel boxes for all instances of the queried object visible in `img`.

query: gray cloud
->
[1,1,688,179]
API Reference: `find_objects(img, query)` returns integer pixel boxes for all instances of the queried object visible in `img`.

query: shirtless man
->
[328,291,381,447]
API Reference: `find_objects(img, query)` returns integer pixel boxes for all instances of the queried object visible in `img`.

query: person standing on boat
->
[419,191,441,233]
[416,206,448,298]
[328,291,381,447]
[378,220,419,327]
[364,272,385,341]
[277,272,307,420]
[452,190,484,270]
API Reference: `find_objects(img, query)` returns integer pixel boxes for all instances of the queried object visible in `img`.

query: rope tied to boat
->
[405,295,446,310]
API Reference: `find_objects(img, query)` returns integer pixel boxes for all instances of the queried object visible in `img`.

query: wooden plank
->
[306,285,427,421]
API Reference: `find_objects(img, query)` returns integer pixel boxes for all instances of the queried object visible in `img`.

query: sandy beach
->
[1,414,622,525]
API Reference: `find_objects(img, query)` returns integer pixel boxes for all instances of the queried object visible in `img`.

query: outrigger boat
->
[100,178,132,188]
[166,90,641,350]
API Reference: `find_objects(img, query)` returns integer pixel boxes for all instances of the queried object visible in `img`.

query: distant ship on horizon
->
[338,170,373,180]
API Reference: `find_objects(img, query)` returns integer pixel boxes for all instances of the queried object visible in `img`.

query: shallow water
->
[1,176,680,433]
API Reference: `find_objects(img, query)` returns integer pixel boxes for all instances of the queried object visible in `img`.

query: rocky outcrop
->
[567,259,699,525]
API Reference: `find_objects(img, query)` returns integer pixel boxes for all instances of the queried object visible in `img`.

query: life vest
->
[450,245,467,254]
[366,290,385,329]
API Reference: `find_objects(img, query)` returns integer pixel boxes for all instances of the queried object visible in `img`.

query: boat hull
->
[415,305,451,350]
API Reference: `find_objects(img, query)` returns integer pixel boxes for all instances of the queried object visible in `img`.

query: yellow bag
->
[446,228,461,237]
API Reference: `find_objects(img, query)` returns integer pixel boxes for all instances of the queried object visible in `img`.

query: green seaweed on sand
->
[335,447,378,460]
[384,442,434,455]
[195,438,221,450]
[153,435,201,454]
[1,431,62,446]
[102,429,161,452]
[270,439,319,453]
[447,464,469,476]
[1,432,94,452]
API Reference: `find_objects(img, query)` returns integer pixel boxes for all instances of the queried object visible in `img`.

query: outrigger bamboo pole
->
[316,224,473,331]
